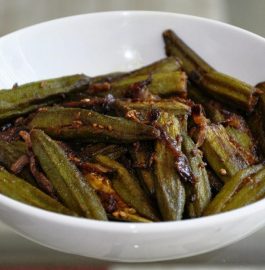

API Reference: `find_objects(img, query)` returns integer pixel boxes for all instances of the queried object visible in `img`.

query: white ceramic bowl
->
[0,11,265,262]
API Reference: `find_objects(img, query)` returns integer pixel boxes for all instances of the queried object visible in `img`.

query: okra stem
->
[163,29,214,77]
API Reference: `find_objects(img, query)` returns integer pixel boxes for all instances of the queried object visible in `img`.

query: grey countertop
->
[1,221,265,269]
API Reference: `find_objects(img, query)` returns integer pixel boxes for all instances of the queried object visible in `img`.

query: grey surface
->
[226,0,265,38]
[0,221,265,268]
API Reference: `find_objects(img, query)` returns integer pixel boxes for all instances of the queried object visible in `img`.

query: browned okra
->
[155,112,194,184]
[182,134,211,217]
[30,129,107,220]
[154,112,186,220]
[248,82,265,155]
[114,99,191,119]
[200,124,249,182]
[0,74,90,122]
[130,142,156,196]
[88,71,187,98]
[221,166,265,212]
[96,155,159,221]
[204,164,264,215]
[0,166,76,216]
[0,139,35,185]
[198,71,259,112]
[84,172,151,222]
[164,29,259,112]
[28,107,160,143]
[188,83,258,164]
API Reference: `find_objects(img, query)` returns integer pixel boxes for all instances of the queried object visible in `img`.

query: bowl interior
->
[0,11,265,228]
[0,11,265,90]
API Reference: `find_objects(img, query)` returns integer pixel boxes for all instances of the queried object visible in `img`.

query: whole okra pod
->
[0,74,90,121]
[85,172,151,222]
[198,71,259,112]
[89,71,187,98]
[204,164,264,215]
[182,134,211,217]
[96,154,159,221]
[154,112,186,221]
[200,124,249,182]
[31,129,107,220]
[0,166,76,216]
[222,166,265,212]
[164,29,259,112]
[188,83,258,165]
[28,107,160,143]
[130,142,156,196]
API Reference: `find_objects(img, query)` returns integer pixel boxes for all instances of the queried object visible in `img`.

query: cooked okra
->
[164,29,259,112]
[0,29,264,222]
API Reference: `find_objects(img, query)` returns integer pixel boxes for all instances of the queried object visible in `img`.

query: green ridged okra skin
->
[182,134,211,217]
[0,166,76,216]
[199,71,259,112]
[31,129,107,220]
[0,74,90,121]
[188,83,258,165]
[201,124,249,182]
[222,166,265,212]
[89,71,187,98]
[28,107,160,143]
[154,112,186,221]
[164,29,259,112]
[130,143,156,196]
[96,154,159,221]
[204,164,264,215]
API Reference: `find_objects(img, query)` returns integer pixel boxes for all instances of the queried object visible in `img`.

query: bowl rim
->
[0,10,265,233]
[0,10,264,44]
[1,192,265,233]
